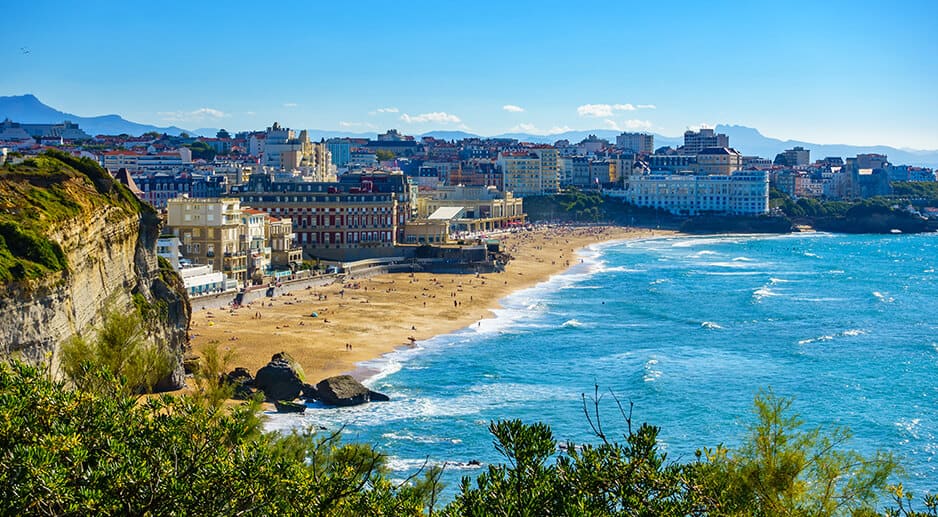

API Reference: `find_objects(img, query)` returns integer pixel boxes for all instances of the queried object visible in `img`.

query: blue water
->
[268,233,938,499]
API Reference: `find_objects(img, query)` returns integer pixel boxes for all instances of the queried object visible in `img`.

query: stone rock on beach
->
[254,352,305,402]
[226,367,256,400]
[315,375,390,407]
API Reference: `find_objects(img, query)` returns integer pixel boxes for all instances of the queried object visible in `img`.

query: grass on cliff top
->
[0,150,149,283]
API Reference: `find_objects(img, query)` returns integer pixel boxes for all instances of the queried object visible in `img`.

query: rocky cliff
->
[0,151,190,390]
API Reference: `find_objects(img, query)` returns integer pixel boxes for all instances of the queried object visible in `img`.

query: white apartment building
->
[608,170,769,216]
[683,128,729,154]
[616,132,654,154]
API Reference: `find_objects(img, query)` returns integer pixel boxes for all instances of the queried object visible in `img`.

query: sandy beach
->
[188,226,672,384]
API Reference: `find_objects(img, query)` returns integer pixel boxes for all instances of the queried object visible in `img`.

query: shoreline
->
[188,226,676,384]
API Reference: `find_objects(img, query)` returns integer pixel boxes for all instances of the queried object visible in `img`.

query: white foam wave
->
[381,432,462,444]
[873,291,895,303]
[649,278,669,285]
[700,321,723,330]
[803,252,821,258]
[562,319,584,328]
[753,287,780,301]
[732,256,756,262]
[798,335,834,345]
[798,329,867,345]
[643,357,662,382]
[690,250,719,258]
[769,277,792,284]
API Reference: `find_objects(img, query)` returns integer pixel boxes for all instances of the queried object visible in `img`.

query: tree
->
[185,141,216,161]
[216,128,231,139]
[0,359,444,516]
[700,390,899,516]
[59,309,175,394]
[376,149,396,161]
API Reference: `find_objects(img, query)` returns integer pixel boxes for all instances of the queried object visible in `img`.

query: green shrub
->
[60,309,174,394]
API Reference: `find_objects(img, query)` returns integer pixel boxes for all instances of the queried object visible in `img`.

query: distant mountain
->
[715,125,938,169]
[191,128,222,138]
[0,94,190,136]
[4,94,935,167]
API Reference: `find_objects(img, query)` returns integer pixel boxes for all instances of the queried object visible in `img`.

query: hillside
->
[0,151,190,389]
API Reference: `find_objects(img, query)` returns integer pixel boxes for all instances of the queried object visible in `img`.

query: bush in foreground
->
[0,360,935,515]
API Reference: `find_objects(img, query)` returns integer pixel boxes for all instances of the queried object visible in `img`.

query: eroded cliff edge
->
[0,151,190,390]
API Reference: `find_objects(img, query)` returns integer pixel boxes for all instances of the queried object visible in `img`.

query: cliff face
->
[0,152,190,390]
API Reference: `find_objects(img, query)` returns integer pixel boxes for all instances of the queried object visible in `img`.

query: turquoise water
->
[268,233,938,498]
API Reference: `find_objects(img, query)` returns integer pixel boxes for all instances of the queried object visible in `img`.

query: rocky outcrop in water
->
[315,375,389,407]
[0,151,190,390]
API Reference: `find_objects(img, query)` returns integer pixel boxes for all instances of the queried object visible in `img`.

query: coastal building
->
[232,172,414,261]
[695,147,743,175]
[682,128,729,154]
[781,146,810,167]
[615,132,654,154]
[496,146,559,195]
[647,153,696,173]
[0,119,91,140]
[133,171,228,209]
[101,148,193,174]
[166,197,249,285]
[415,185,525,234]
[258,123,334,180]
[326,138,352,167]
[607,170,769,216]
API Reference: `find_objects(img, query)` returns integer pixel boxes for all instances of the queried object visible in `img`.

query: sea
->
[267,233,938,500]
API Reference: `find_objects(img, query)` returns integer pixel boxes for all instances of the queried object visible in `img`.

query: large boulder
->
[254,352,305,402]
[226,367,256,400]
[315,375,389,407]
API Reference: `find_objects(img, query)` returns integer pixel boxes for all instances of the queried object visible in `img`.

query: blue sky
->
[3,0,936,148]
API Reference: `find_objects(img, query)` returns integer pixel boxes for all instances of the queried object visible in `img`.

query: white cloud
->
[399,112,462,124]
[687,122,713,131]
[577,103,655,117]
[339,121,377,129]
[377,107,398,113]
[283,102,299,108]
[158,107,228,122]
[502,104,525,113]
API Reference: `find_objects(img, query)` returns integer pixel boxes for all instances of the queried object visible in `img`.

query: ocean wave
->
[690,250,719,258]
[798,329,867,345]
[873,291,895,303]
[562,319,585,328]
[732,256,756,262]
[803,252,821,258]
[700,321,723,330]
[381,432,462,444]
[385,457,484,472]
[769,277,792,284]
[643,358,662,382]
[753,287,781,301]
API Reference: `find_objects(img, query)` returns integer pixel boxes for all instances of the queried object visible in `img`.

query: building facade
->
[608,170,769,216]
[616,132,654,154]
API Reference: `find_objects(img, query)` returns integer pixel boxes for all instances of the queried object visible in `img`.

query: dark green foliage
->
[0,151,149,282]
[185,141,216,161]
[376,149,396,161]
[0,221,67,280]
[0,361,443,516]
[890,182,938,206]
[60,310,174,394]
[699,390,899,516]
[0,362,930,515]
